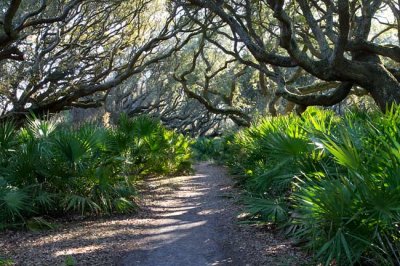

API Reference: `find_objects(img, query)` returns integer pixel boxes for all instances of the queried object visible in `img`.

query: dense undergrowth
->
[194,107,400,265]
[0,115,191,230]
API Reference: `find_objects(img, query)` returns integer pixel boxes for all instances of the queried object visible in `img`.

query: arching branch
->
[278,82,353,107]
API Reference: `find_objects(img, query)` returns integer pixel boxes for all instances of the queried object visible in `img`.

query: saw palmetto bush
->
[219,107,400,265]
[191,137,227,161]
[0,115,191,229]
[114,115,192,175]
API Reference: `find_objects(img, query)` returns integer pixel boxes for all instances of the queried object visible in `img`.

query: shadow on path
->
[0,163,307,265]
[119,162,243,266]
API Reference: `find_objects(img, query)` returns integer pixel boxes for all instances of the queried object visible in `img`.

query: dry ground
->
[1,163,308,265]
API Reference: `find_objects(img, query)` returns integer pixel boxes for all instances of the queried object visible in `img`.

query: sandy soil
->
[0,162,308,265]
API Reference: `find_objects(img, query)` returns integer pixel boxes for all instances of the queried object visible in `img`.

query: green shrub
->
[0,115,192,229]
[0,256,14,266]
[191,137,225,161]
[218,107,400,265]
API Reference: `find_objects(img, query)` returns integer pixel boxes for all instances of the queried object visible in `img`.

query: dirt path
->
[1,163,307,265]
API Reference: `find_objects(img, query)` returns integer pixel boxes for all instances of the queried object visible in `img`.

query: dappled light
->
[1,163,306,265]
[1,0,400,265]
[54,245,105,257]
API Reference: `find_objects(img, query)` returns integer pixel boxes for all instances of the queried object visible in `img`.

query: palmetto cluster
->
[209,106,400,265]
[0,115,192,230]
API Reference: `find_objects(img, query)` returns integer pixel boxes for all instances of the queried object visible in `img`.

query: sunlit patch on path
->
[0,163,307,265]
[119,164,242,266]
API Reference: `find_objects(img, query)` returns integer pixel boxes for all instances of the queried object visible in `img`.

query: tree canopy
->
[0,0,399,133]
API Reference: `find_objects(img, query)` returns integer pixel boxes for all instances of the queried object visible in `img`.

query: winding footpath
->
[120,162,246,265]
[1,163,307,265]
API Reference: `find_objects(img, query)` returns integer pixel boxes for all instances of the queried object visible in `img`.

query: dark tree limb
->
[346,41,400,63]
[0,46,24,61]
[277,82,353,107]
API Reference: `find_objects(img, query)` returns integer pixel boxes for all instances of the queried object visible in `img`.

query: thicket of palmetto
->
[194,107,400,265]
[0,115,191,230]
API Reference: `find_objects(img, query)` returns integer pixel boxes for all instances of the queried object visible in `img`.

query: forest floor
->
[1,162,308,266]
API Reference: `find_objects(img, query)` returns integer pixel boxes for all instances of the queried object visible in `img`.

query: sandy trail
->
[1,163,306,265]
[119,162,246,266]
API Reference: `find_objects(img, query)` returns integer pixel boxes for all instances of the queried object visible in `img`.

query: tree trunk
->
[338,52,400,111]
[367,77,400,111]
